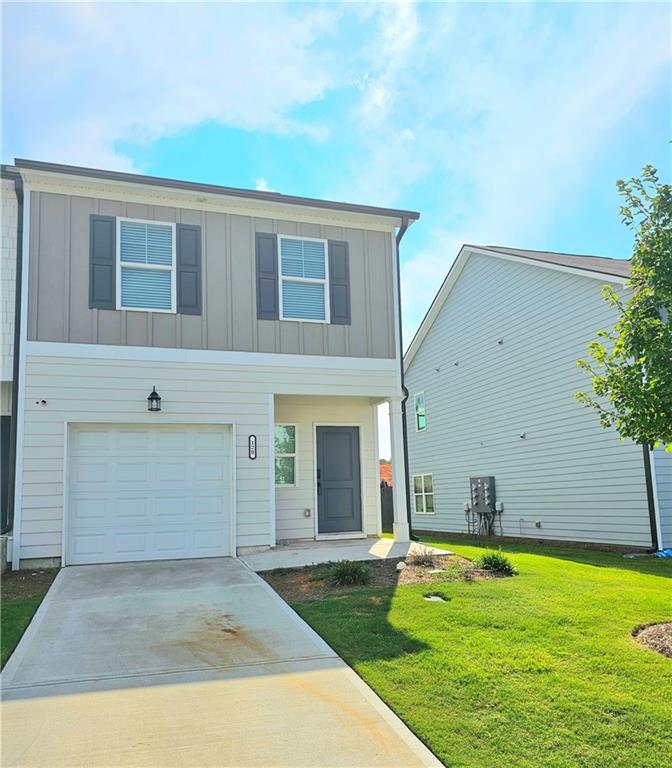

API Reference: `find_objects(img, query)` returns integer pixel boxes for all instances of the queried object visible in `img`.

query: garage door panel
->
[67,424,232,565]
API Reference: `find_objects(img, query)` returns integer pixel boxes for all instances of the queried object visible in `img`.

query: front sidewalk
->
[240,537,449,571]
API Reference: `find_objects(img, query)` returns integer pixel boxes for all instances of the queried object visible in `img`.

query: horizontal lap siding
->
[20,355,397,562]
[654,448,672,548]
[274,396,379,541]
[406,253,651,547]
[20,355,270,560]
[27,191,396,359]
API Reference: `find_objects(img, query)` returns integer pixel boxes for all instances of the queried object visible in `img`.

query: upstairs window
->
[118,219,176,312]
[279,236,329,322]
[275,424,297,486]
[414,392,427,431]
[413,474,434,514]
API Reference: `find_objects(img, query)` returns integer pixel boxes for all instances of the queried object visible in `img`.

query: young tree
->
[577,165,672,450]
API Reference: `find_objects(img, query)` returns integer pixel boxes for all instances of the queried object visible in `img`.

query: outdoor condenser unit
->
[466,476,500,536]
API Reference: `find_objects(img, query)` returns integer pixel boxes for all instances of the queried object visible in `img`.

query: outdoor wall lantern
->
[147,387,162,412]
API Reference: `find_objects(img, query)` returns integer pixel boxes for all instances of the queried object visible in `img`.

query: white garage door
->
[67,424,233,565]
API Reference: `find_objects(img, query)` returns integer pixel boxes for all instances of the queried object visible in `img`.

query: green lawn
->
[1,596,44,668]
[1,569,58,668]
[294,537,672,768]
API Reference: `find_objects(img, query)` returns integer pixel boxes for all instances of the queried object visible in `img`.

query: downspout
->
[3,171,23,535]
[395,216,417,540]
[642,445,660,551]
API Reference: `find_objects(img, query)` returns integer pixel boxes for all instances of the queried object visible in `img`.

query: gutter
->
[15,158,421,223]
[2,170,23,535]
[642,445,661,551]
[395,215,417,540]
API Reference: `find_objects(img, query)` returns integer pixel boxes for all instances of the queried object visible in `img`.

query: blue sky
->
[1,1,668,459]
[2,1,669,344]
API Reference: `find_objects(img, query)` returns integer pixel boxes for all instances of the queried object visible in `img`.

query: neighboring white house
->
[3,159,418,569]
[404,245,671,550]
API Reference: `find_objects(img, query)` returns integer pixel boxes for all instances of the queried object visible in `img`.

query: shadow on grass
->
[416,532,672,579]
[262,562,432,663]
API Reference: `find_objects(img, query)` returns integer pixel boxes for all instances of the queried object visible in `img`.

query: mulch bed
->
[259,554,501,604]
[1,568,59,601]
[634,622,672,659]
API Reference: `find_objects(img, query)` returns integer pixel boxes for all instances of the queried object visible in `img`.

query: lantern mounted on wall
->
[147,387,162,412]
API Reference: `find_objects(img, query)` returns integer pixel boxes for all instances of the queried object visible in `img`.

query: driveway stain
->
[175,612,273,666]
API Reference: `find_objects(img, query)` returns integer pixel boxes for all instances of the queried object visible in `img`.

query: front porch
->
[269,394,410,549]
[240,537,447,571]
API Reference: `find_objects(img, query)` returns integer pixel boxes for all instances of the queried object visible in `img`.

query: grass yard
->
[1,568,58,668]
[291,538,672,768]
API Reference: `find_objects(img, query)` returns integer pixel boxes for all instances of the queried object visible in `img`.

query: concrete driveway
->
[1,558,441,768]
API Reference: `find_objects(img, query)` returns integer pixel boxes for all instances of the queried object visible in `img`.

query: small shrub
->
[408,545,436,568]
[476,549,516,576]
[329,560,370,586]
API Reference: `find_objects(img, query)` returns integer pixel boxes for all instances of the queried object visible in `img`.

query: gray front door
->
[316,426,362,534]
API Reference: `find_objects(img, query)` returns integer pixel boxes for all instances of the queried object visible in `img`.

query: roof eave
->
[14,158,420,223]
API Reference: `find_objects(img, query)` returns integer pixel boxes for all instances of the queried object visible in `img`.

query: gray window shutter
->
[256,233,279,320]
[89,215,116,310]
[328,240,350,325]
[176,224,202,315]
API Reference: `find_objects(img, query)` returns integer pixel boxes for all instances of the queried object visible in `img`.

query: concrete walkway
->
[1,558,441,767]
[241,537,449,571]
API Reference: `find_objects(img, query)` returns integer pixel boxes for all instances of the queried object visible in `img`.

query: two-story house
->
[2,159,418,570]
[404,244,671,550]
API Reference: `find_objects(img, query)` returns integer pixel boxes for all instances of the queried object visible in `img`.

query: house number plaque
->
[248,435,257,460]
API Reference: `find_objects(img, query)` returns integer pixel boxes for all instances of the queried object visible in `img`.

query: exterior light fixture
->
[147,387,161,412]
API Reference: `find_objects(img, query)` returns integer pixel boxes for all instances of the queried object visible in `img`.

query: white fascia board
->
[19,170,402,233]
[26,340,398,372]
[403,245,629,371]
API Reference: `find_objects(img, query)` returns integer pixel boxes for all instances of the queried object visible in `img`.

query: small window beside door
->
[413,474,434,515]
[414,392,427,431]
[275,424,297,486]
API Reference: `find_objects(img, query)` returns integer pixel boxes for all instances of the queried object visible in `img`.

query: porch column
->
[388,398,410,542]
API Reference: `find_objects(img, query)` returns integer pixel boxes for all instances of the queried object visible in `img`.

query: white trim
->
[274,422,298,488]
[404,244,630,370]
[267,395,276,548]
[315,532,367,541]
[62,419,238,565]
[412,473,435,515]
[116,217,177,314]
[12,185,30,570]
[649,448,663,550]
[414,391,426,432]
[313,423,365,537]
[20,170,403,234]
[61,422,69,565]
[372,403,383,536]
[25,340,398,372]
[278,234,330,324]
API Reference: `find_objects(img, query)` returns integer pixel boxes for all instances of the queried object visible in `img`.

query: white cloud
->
[255,178,276,193]
[2,2,339,169]
[342,2,670,343]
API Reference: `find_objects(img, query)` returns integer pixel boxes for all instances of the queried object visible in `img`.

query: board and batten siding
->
[26,191,396,359]
[653,448,672,549]
[274,395,380,541]
[405,251,652,547]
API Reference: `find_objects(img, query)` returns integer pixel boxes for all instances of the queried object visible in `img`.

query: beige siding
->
[27,191,396,358]
[1,179,17,380]
[405,252,652,547]
[274,396,380,541]
[654,448,672,549]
